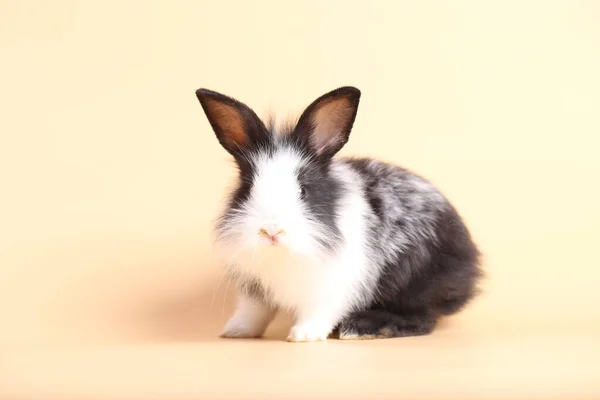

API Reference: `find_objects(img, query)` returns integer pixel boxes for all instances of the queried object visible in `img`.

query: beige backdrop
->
[1,1,599,399]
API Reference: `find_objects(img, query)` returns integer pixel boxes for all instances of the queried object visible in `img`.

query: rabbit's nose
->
[258,224,285,242]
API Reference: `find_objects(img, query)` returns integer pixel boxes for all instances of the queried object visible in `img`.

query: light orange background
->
[1,1,599,399]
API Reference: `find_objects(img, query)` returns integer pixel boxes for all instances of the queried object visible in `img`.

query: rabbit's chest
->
[235,250,340,310]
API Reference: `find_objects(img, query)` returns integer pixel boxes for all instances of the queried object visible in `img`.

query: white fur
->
[220,294,276,338]
[216,148,379,342]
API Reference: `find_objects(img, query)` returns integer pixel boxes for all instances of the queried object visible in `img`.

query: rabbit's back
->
[340,157,482,316]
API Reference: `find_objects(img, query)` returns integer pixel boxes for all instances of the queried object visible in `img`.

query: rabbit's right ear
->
[195,89,267,157]
[293,86,361,159]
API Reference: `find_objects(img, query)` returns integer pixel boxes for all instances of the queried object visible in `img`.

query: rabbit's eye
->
[298,185,307,199]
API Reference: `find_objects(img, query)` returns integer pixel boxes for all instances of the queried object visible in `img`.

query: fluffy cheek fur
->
[216,149,329,261]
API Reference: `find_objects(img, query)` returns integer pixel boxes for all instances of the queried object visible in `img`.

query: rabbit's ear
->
[195,89,267,157]
[294,87,361,158]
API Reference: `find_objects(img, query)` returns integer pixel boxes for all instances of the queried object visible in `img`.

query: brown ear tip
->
[339,86,360,93]
[336,86,361,99]
[195,88,214,100]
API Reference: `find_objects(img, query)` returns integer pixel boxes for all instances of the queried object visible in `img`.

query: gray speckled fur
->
[330,156,481,338]
[342,157,445,257]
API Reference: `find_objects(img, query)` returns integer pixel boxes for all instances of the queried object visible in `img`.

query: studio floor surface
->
[3,323,600,399]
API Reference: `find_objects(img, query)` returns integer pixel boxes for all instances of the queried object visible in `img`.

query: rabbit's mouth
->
[258,227,286,246]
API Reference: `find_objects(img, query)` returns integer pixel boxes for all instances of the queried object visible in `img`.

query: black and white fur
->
[195,86,482,342]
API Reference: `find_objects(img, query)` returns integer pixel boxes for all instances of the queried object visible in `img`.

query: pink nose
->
[259,224,284,240]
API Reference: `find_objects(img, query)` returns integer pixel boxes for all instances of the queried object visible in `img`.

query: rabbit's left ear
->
[294,87,361,158]
[195,88,268,159]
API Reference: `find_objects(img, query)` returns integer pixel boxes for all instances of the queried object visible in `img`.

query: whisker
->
[210,271,226,308]
[222,276,233,317]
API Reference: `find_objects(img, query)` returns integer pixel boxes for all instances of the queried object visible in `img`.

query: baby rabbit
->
[195,86,482,342]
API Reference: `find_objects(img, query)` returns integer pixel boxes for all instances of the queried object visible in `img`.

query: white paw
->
[287,323,331,342]
[220,316,266,339]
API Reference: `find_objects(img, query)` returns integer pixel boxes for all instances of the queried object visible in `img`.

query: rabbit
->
[195,86,482,342]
